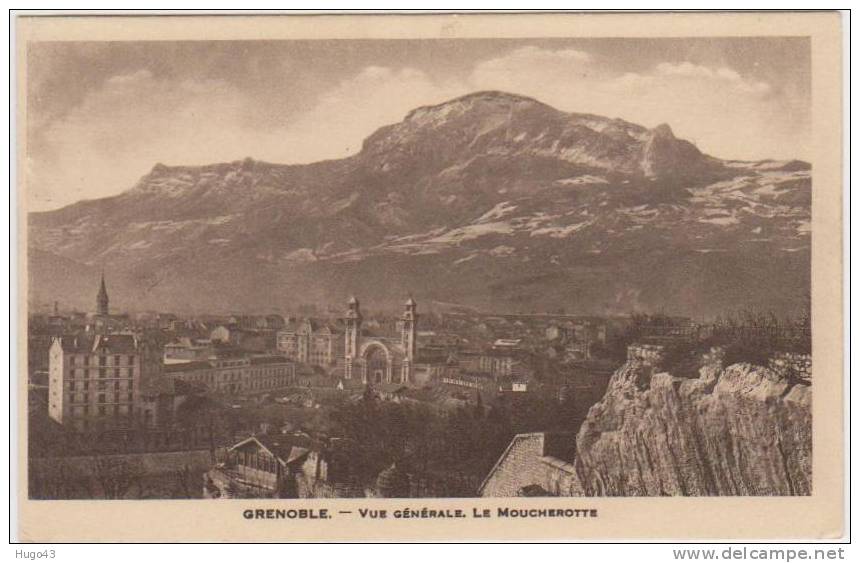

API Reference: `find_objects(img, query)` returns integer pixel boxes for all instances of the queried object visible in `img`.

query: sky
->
[26,37,810,211]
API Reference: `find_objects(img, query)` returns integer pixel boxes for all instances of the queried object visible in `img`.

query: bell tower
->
[401,296,418,361]
[343,296,362,379]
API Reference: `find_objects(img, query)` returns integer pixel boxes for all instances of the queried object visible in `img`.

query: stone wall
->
[479,432,578,497]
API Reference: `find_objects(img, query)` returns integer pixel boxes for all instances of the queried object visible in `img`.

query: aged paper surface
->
[16,11,844,541]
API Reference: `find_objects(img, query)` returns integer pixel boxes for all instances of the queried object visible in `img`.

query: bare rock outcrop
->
[571,355,811,496]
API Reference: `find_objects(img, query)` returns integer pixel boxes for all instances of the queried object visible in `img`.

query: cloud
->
[469,46,595,98]
[464,47,804,162]
[472,46,592,80]
[28,65,467,210]
[276,66,465,162]
[654,62,772,97]
[28,69,256,210]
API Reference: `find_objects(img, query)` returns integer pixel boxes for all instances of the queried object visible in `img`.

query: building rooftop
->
[55,333,142,354]
[249,355,293,366]
[163,360,212,374]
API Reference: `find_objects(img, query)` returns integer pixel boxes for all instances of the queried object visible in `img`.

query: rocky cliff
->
[572,353,812,496]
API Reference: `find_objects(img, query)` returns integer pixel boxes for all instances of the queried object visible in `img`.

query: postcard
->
[14,11,845,541]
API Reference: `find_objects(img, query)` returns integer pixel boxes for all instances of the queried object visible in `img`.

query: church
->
[342,296,420,385]
[86,272,127,333]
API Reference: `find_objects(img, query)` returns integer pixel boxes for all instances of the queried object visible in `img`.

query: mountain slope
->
[28,91,811,316]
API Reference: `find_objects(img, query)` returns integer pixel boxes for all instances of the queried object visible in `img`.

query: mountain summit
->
[29,91,810,316]
[362,90,715,181]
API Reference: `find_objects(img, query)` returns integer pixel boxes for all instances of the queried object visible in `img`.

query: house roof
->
[229,434,314,465]
[249,355,292,366]
[281,318,343,335]
[163,360,212,374]
[56,334,141,354]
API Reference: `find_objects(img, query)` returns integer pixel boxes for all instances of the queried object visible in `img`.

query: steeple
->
[96,271,109,317]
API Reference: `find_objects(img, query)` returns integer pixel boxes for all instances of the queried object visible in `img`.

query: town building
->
[164,337,214,363]
[545,320,608,360]
[205,435,306,497]
[210,325,275,352]
[342,297,420,384]
[439,369,495,391]
[204,434,364,499]
[438,347,534,391]
[163,352,294,395]
[276,319,343,368]
[47,333,163,432]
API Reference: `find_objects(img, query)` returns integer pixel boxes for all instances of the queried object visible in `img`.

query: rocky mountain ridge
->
[29,91,810,316]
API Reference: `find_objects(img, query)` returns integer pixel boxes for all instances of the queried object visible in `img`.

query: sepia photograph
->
[13,11,846,542]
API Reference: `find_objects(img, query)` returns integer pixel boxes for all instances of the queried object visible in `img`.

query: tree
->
[89,455,146,499]
[172,464,197,499]
[29,459,84,500]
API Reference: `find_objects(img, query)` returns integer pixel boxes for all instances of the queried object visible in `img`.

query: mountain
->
[28,91,811,317]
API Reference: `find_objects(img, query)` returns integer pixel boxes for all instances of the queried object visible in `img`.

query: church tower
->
[96,272,109,317]
[401,296,418,361]
[343,296,362,379]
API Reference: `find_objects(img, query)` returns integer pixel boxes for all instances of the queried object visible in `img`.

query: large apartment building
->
[47,333,163,432]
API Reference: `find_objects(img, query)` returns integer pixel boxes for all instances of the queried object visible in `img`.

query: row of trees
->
[29,456,201,500]
[326,388,588,495]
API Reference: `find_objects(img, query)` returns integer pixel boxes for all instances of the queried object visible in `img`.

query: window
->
[98,393,106,403]
[114,355,121,366]
[99,368,106,378]
[98,405,106,416]
[83,381,89,391]
[127,355,134,365]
